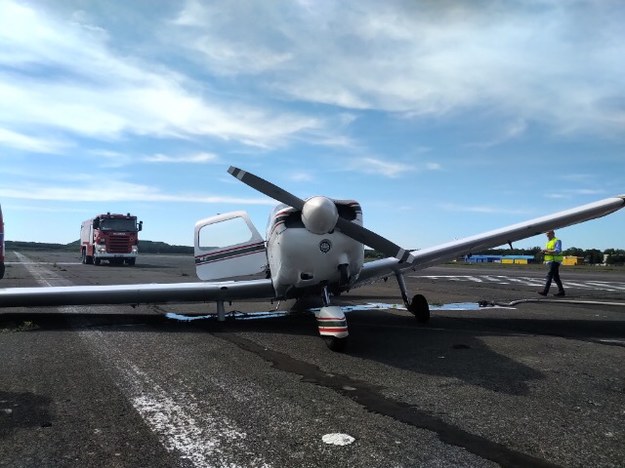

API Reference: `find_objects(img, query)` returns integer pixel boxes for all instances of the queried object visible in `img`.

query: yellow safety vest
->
[544,237,563,263]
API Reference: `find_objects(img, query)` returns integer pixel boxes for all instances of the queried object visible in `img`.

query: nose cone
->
[302,196,339,235]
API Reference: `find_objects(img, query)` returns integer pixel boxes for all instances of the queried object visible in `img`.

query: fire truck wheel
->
[82,249,93,265]
[94,258,101,266]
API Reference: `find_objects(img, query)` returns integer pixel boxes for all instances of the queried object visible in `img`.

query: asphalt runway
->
[1,251,624,467]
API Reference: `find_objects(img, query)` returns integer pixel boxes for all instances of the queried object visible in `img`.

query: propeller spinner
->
[228,166,415,263]
[302,196,339,235]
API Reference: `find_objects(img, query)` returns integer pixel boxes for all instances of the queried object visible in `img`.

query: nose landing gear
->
[316,286,349,352]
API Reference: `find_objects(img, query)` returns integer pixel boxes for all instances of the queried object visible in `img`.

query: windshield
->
[99,218,137,231]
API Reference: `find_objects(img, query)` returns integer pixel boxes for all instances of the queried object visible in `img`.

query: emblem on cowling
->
[319,239,332,253]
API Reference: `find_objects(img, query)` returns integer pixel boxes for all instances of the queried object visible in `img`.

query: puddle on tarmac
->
[165,302,513,322]
[165,311,289,322]
[317,302,514,312]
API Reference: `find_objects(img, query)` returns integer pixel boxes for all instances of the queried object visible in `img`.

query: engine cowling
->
[301,196,339,235]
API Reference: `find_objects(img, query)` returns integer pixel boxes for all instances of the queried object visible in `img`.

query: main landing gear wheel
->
[408,294,430,324]
[324,336,348,352]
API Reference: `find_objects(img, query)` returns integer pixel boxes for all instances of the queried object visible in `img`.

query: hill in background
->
[5,240,194,254]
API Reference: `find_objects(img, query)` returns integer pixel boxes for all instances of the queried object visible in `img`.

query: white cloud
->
[0,1,326,148]
[348,156,440,178]
[144,152,219,164]
[465,119,529,148]
[546,188,607,199]
[352,157,415,178]
[0,181,275,205]
[0,128,69,153]
[168,0,625,136]
[439,202,530,215]
[288,171,315,183]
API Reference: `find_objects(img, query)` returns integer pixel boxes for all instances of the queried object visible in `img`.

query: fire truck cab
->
[81,213,142,266]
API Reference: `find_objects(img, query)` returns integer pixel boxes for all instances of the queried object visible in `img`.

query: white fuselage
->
[266,202,365,298]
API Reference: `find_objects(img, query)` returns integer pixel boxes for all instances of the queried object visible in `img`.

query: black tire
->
[126,258,136,266]
[0,262,5,280]
[324,336,348,352]
[408,294,430,324]
[94,257,101,266]
[83,249,93,265]
[338,263,349,285]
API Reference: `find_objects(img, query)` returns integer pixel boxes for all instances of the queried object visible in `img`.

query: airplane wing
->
[354,194,625,287]
[1,194,622,308]
[0,278,275,308]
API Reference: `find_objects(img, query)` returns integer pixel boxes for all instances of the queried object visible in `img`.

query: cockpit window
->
[198,216,253,250]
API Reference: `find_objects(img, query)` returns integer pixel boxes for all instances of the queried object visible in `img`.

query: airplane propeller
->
[228,166,414,263]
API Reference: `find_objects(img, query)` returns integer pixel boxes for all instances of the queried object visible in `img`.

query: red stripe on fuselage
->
[194,241,265,265]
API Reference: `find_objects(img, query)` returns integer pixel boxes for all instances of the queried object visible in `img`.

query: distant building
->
[464,254,535,264]
[464,255,502,263]
[502,255,536,265]
[562,256,584,266]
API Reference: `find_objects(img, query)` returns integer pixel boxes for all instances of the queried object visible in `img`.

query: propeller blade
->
[228,166,305,210]
[228,166,415,263]
[335,217,414,263]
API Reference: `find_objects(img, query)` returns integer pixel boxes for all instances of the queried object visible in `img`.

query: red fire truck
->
[80,213,142,266]
[0,203,5,279]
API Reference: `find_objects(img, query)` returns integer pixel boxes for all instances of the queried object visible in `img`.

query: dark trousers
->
[543,261,564,293]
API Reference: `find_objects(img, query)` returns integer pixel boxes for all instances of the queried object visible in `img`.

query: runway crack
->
[219,333,561,468]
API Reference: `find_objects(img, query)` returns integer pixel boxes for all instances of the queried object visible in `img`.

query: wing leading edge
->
[356,195,625,286]
[0,278,275,308]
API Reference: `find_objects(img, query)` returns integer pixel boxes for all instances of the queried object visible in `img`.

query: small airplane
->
[0,167,624,350]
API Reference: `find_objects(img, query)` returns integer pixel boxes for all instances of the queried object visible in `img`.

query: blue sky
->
[1,0,624,251]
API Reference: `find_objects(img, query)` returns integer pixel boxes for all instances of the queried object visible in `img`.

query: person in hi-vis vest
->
[538,230,565,297]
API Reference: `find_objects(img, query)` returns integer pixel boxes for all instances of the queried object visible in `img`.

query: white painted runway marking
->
[5,261,82,265]
[414,274,625,292]
[586,281,625,292]
[85,334,270,468]
[15,253,271,468]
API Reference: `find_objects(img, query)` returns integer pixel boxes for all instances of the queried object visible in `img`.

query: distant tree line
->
[8,242,625,265]
[478,247,625,265]
[5,240,194,255]
[5,241,71,252]
[137,241,194,254]
[365,247,625,265]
